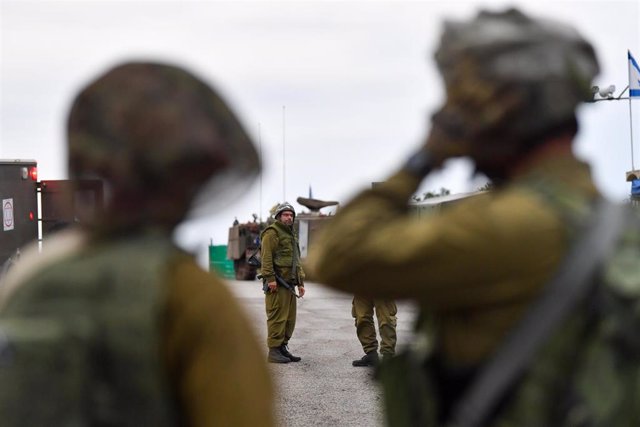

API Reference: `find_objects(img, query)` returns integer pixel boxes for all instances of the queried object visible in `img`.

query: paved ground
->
[226,279,419,427]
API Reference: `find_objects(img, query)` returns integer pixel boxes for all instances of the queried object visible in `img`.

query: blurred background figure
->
[310,8,639,427]
[0,62,275,426]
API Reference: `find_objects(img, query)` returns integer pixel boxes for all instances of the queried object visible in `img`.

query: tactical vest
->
[0,234,178,427]
[261,221,302,282]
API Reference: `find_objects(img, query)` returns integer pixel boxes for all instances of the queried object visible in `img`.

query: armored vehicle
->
[227,216,263,280]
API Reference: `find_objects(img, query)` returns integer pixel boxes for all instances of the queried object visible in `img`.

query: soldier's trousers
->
[265,285,297,348]
[352,296,397,355]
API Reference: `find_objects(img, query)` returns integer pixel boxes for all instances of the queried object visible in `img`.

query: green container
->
[209,245,235,279]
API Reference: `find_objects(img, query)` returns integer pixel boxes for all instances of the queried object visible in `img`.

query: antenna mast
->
[259,122,263,223]
[282,105,286,202]
[628,62,636,170]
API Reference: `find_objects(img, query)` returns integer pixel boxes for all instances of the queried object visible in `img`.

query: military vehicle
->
[0,159,103,279]
[0,160,38,275]
[227,215,263,280]
[226,197,338,280]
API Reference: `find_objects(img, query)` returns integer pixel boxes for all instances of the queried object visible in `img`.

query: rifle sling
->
[448,200,627,427]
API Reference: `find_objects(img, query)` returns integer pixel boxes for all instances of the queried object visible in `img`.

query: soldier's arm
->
[260,229,278,284]
[307,169,565,308]
[297,263,305,296]
[162,253,276,427]
[298,256,306,283]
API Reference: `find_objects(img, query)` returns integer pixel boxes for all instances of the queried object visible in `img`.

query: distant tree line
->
[411,188,450,202]
[411,181,494,202]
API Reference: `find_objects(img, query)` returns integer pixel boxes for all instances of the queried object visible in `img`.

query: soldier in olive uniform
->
[308,8,610,426]
[261,202,306,363]
[0,62,275,426]
[351,296,397,366]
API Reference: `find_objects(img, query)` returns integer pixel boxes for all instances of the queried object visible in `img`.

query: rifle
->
[247,252,301,298]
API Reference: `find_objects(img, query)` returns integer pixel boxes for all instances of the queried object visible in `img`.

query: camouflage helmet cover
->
[430,8,600,159]
[274,202,296,220]
[67,61,260,220]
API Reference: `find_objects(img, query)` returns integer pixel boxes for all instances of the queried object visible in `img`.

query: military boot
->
[352,351,379,367]
[268,347,290,364]
[280,344,301,362]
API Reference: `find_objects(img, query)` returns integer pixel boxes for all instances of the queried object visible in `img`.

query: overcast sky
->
[1,0,639,262]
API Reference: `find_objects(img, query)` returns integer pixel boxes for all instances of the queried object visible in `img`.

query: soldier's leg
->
[352,296,378,354]
[281,292,301,361]
[284,291,296,344]
[374,299,397,356]
[265,288,291,348]
[265,288,293,363]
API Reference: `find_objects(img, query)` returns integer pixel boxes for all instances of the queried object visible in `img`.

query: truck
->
[0,159,103,278]
[226,197,338,280]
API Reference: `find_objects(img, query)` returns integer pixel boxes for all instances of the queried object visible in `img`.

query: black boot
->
[280,344,301,362]
[268,347,290,364]
[352,351,379,367]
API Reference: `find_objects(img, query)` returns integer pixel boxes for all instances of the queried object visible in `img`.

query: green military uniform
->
[309,153,599,425]
[0,61,274,426]
[0,230,275,426]
[310,152,597,365]
[261,220,305,349]
[352,296,397,356]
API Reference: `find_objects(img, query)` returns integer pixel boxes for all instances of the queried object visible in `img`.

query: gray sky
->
[1,0,639,260]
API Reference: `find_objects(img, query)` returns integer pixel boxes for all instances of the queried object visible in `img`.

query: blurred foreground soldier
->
[351,296,397,367]
[0,62,275,426]
[309,9,640,427]
[260,202,306,363]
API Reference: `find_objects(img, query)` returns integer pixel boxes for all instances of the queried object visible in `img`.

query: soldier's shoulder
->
[261,227,278,239]
[165,252,240,309]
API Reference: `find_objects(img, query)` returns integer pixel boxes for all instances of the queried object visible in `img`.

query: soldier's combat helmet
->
[274,202,296,220]
[67,61,260,226]
[428,8,599,175]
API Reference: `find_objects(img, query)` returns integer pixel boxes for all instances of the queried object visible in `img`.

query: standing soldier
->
[351,296,397,367]
[261,202,306,363]
[306,8,637,427]
[0,62,275,426]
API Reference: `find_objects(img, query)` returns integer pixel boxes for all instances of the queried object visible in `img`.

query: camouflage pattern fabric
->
[67,62,260,223]
[0,233,177,426]
[495,207,640,427]
[0,230,278,426]
[426,9,599,170]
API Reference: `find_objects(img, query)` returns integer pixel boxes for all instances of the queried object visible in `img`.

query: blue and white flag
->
[629,50,640,97]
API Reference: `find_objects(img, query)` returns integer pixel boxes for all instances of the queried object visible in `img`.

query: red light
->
[29,167,38,181]
[29,212,34,221]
